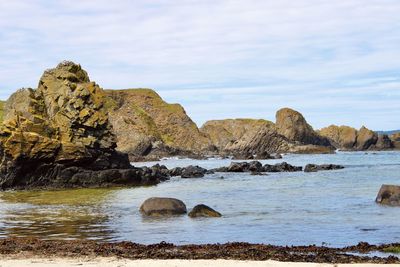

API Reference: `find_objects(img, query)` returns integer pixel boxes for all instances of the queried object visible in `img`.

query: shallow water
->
[0,151,399,247]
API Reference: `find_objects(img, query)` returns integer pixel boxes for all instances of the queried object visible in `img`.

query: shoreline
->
[0,238,399,264]
[1,258,400,267]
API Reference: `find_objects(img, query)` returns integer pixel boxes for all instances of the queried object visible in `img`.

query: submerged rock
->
[304,164,345,172]
[376,185,400,206]
[188,204,222,218]
[140,197,187,216]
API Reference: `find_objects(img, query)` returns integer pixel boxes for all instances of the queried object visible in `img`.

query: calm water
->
[0,151,399,247]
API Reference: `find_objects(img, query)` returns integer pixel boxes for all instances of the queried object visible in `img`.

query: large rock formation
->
[202,108,334,158]
[200,119,271,152]
[391,133,400,149]
[318,125,357,149]
[105,89,212,160]
[0,62,164,190]
[319,125,394,151]
[275,108,331,146]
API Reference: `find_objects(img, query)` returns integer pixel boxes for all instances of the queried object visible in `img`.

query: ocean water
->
[0,151,399,247]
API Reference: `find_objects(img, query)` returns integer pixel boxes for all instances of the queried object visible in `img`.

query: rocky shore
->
[0,61,397,190]
[0,238,399,264]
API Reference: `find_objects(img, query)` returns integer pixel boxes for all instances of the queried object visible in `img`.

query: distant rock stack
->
[0,61,161,189]
[319,125,394,151]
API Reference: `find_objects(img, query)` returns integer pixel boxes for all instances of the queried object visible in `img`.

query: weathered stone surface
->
[356,126,378,150]
[372,134,394,150]
[140,197,187,216]
[188,204,222,218]
[319,125,357,150]
[181,165,208,178]
[0,61,166,190]
[276,108,331,147]
[212,161,302,173]
[304,164,344,172]
[200,119,272,153]
[105,89,212,160]
[263,162,303,172]
[376,185,400,206]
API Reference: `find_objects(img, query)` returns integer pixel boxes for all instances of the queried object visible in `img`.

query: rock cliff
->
[200,119,272,152]
[275,108,331,146]
[0,62,163,189]
[201,108,334,158]
[319,125,393,150]
[105,89,212,160]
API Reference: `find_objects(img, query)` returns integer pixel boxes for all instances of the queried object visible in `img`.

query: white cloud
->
[0,0,399,129]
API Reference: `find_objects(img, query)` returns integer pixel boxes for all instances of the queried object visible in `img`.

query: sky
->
[0,0,399,130]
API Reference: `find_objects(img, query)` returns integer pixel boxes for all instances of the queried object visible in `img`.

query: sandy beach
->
[0,258,400,267]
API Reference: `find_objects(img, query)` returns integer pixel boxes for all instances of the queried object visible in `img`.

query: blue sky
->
[0,0,399,130]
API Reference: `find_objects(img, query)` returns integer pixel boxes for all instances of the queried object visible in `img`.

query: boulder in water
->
[188,204,222,218]
[304,164,344,172]
[376,185,400,206]
[140,197,187,216]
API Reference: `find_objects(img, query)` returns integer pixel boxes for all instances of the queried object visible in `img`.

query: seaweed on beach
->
[0,238,398,264]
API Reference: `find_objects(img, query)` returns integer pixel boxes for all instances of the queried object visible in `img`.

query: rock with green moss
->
[0,61,164,190]
[105,89,212,160]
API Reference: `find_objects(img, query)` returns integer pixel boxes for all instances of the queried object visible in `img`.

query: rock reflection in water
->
[0,188,117,241]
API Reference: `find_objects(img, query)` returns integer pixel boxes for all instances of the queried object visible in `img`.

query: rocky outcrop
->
[318,125,357,149]
[200,119,272,152]
[105,89,212,161]
[189,204,222,218]
[0,62,165,190]
[356,126,378,150]
[304,164,344,172]
[391,133,400,149]
[275,108,331,147]
[180,165,209,178]
[213,161,302,173]
[319,125,394,151]
[376,185,400,206]
[140,197,187,216]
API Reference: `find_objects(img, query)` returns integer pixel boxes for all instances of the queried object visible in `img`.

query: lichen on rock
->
[0,61,156,190]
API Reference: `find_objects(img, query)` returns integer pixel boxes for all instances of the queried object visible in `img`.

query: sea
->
[0,151,399,247]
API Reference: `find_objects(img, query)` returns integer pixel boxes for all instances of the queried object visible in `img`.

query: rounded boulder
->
[140,197,187,216]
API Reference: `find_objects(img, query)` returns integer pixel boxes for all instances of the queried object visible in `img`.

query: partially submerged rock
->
[181,165,209,178]
[213,161,302,173]
[304,164,344,172]
[189,204,222,218]
[140,197,187,216]
[376,185,400,206]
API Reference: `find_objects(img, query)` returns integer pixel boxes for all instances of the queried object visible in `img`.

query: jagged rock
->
[275,108,331,147]
[181,165,208,178]
[188,204,222,218]
[105,89,211,160]
[372,135,394,150]
[200,119,272,152]
[304,164,344,172]
[391,133,400,149]
[169,167,183,177]
[140,197,187,216]
[356,126,378,150]
[0,62,165,190]
[263,162,303,172]
[376,185,400,206]
[319,125,358,150]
